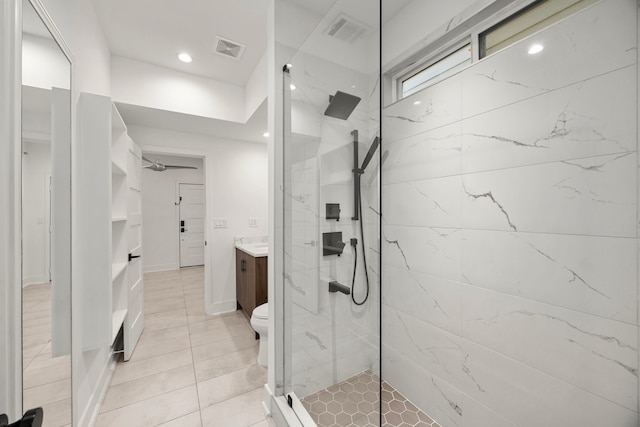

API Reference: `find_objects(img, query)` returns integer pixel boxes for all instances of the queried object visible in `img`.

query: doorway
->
[179,183,205,268]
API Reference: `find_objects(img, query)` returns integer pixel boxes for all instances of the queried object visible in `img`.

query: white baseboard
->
[206,299,237,316]
[22,276,49,287]
[78,352,117,427]
[143,263,178,273]
[262,383,272,416]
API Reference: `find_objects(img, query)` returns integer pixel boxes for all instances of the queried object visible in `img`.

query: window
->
[480,0,597,58]
[400,44,471,98]
[390,0,597,102]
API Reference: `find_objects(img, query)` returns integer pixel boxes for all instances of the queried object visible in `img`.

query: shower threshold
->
[301,370,441,427]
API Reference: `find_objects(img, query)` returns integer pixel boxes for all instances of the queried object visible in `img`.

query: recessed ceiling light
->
[263,132,270,138]
[178,52,193,63]
[290,84,296,91]
[528,44,544,55]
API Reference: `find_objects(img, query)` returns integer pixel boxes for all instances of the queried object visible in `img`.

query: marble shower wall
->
[381,1,639,426]
[284,47,381,398]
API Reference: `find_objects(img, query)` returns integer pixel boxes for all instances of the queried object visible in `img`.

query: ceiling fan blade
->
[163,165,198,170]
[142,164,154,168]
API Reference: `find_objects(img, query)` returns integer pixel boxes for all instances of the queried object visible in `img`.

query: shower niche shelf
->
[326,203,341,221]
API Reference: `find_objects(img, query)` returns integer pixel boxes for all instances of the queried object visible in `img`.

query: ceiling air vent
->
[324,14,368,44]
[213,36,245,60]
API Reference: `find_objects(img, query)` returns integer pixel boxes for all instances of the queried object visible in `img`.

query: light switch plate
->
[249,217,258,228]
[214,217,228,228]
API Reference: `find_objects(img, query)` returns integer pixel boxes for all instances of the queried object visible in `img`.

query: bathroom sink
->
[236,241,268,257]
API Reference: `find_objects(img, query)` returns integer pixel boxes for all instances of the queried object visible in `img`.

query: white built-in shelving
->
[78,93,137,351]
[110,104,129,345]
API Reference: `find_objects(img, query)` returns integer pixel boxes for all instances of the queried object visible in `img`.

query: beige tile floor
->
[22,282,72,427]
[95,266,276,427]
[302,370,441,427]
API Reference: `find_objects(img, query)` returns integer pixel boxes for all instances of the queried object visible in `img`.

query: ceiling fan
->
[142,155,198,172]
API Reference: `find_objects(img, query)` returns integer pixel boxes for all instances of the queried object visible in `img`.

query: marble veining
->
[461,355,485,394]
[383,234,411,270]
[305,331,328,351]
[431,378,462,417]
[462,186,516,231]
[461,229,636,323]
[381,0,639,424]
[519,237,607,298]
[506,310,636,352]
[475,70,549,92]
[284,273,306,296]
[465,132,549,149]
[386,101,434,124]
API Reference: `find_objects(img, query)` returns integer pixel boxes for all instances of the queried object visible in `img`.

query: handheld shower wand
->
[349,130,380,305]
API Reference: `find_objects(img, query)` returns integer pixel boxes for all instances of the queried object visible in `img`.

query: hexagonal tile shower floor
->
[301,370,441,427]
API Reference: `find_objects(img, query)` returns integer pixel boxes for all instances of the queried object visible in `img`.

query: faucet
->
[329,281,351,295]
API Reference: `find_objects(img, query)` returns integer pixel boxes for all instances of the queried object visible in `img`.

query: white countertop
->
[235,242,268,257]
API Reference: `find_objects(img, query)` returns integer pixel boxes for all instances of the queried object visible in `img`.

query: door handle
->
[241,259,246,272]
[128,253,141,262]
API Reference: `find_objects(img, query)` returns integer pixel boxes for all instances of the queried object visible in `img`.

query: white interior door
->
[124,140,144,361]
[179,183,205,268]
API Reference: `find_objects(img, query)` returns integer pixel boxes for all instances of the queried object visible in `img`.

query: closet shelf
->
[112,160,126,176]
[112,216,127,223]
[111,309,127,343]
[112,262,127,281]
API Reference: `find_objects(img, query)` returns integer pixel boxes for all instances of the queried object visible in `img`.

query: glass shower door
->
[279,1,381,425]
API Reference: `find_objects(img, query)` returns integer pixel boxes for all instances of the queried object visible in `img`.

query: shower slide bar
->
[351,130,380,221]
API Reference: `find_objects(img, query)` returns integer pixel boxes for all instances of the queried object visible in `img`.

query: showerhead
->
[324,91,361,120]
[360,136,380,172]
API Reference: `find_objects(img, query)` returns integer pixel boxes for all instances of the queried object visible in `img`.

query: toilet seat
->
[253,303,268,320]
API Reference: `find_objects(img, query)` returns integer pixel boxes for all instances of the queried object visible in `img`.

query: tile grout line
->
[137,271,201,427]
[180,270,206,427]
[103,268,267,426]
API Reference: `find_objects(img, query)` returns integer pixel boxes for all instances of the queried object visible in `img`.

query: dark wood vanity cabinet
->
[235,248,267,318]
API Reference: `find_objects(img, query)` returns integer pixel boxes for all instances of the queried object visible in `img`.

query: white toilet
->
[250,303,268,367]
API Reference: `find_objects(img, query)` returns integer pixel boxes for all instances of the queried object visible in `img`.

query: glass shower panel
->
[280,1,381,425]
[381,1,639,426]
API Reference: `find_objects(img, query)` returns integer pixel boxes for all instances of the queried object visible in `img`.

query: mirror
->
[21,0,72,425]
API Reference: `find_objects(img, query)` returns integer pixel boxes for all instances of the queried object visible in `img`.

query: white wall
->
[21,141,51,286]
[245,52,268,123]
[111,56,246,123]
[22,34,70,90]
[141,154,204,273]
[41,0,111,97]
[381,1,639,426]
[129,126,269,315]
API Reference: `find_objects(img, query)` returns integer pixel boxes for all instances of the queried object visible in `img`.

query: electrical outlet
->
[249,217,258,228]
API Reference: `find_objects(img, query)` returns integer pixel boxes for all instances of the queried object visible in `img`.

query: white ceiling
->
[90,0,413,142]
[91,0,270,86]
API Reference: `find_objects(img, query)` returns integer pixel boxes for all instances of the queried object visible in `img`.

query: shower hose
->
[351,184,370,306]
